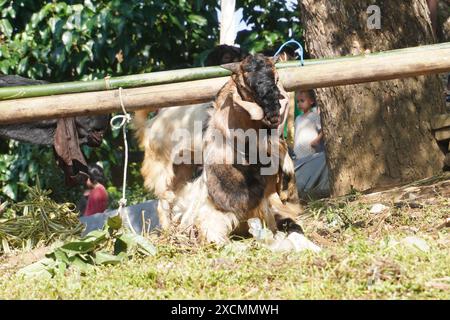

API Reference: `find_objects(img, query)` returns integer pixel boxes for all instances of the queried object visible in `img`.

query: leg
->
[268,192,304,234]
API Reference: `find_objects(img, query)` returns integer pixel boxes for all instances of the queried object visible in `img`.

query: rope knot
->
[110,113,131,130]
[119,198,127,208]
[110,87,131,129]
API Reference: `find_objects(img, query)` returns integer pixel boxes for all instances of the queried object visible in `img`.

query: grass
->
[0,182,449,299]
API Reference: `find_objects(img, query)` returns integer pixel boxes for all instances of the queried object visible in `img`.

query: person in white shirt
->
[292,89,330,201]
[294,90,324,159]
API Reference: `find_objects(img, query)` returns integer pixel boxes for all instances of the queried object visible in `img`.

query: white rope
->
[110,87,136,234]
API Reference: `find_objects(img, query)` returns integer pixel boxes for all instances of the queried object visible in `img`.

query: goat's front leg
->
[268,193,304,234]
[157,197,173,231]
[196,202,239,245]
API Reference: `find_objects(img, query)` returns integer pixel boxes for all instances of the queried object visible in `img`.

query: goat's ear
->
[221,62,240,74]
[233,93,264,121]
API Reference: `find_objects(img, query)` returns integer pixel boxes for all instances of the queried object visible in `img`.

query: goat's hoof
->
[276,218,304,234]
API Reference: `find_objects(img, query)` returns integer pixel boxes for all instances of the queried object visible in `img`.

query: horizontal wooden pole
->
[3,42,448,101]
[0,43,449,125]
[431,114,450,130]
[435,128,450,141]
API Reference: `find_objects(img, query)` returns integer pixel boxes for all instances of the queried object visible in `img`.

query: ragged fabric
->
[54,118,89,187]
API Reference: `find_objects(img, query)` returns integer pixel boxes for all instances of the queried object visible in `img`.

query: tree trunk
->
[299,0,447,196]
[437,0,450,42]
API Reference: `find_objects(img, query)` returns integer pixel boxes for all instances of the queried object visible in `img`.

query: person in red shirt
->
[81,164,109,217]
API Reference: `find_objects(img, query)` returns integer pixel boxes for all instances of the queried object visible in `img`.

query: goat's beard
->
[259,100,283,129]
[262,116,281,129]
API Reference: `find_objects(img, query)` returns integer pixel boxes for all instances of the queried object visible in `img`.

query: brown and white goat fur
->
[135,54,301,244]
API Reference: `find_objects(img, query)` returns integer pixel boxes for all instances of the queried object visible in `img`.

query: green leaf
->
[68,255,92,273]
[107,215,122,231]
[94,251,126,265]
[114,236,129,255]
[136,235,157,256]
[169,14,184,31]
[82,40,94,60]
[2,184,17,201]
[73,4,84,12]
[188,14,207,26]
[52,248,70,264]
[81,229,108,242]
[115,232,156,256]
[84,0,96,12]
[115,232,137,254]
[17,258,55,279]
[48,17,61,34]
[0,19,13,38]
[59,240,97,256]
[62,31,73,50]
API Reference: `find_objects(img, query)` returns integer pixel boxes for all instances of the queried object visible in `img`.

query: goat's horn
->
[270,55,281,64]
[221,62,241,74]
[233,94,264,121]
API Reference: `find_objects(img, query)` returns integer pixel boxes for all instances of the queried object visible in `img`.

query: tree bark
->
[437,0,450,42]
[299,0,447,196]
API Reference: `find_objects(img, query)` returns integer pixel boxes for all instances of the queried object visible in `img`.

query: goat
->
[0,75,110,185]
[134,103,211,229]
[135,54,302,244]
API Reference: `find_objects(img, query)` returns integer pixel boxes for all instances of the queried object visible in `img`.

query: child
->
[293,90,324,159]
[79,164,109,217]
[293,90,330,200]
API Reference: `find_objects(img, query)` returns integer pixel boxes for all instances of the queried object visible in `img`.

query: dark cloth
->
[54,118,89,187]
[294,152,330,200]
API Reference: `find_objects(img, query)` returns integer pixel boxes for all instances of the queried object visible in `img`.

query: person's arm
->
[311,112,323,148]
[311,130,323,148]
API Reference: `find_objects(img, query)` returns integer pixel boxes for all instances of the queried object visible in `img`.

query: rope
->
[104,76,112,90]
[110,87,136,234]
[273,39,304,66]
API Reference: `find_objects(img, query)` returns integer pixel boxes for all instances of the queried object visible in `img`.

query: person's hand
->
[311,137,320,148]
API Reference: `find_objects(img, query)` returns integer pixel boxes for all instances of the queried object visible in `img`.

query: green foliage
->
[18,215,156,278]
[0,0,300,81]
[0,141,83,202]
[0,0,300,204]
[236,0,301,53]
[0,0,221,81]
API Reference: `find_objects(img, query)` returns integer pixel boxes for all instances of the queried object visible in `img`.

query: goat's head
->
[222,53,284,129]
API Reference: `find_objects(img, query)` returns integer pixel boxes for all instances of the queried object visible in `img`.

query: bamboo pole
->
[1,42,448,101]
[0,43,449,125]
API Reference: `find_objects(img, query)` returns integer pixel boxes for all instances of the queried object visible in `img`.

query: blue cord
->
[273,39,304,66]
